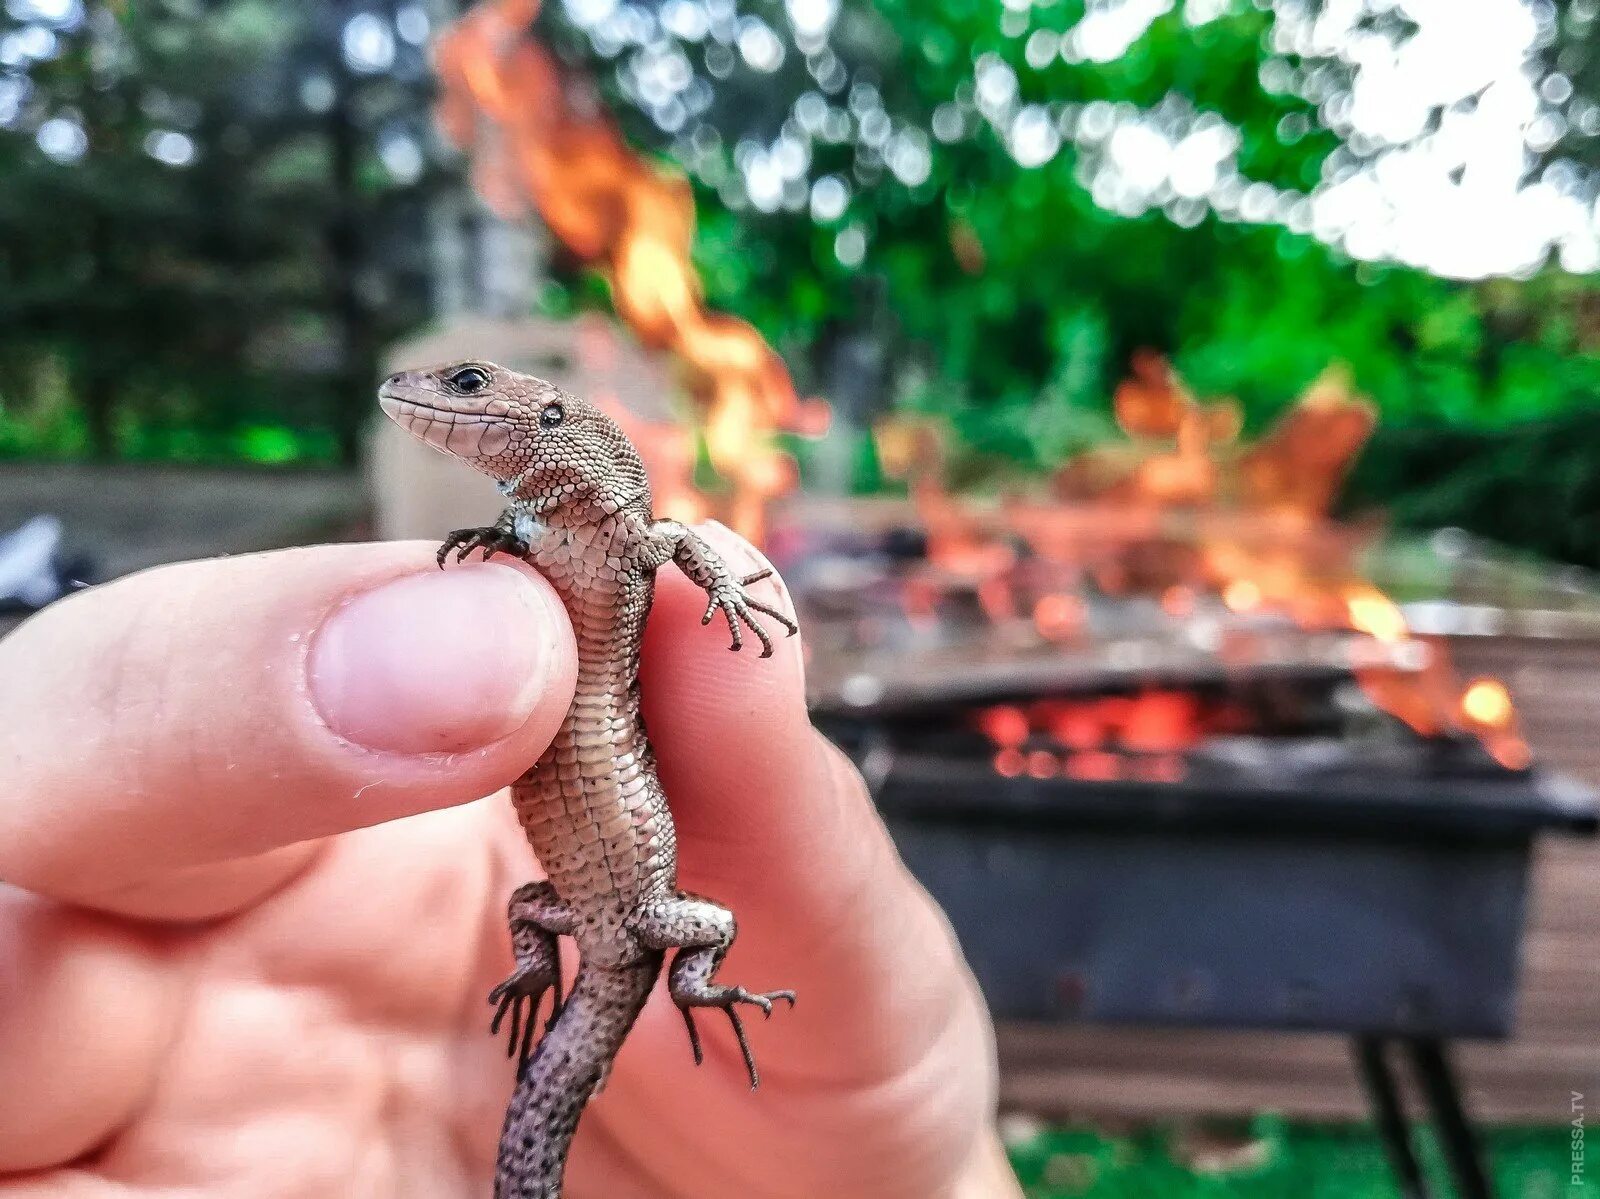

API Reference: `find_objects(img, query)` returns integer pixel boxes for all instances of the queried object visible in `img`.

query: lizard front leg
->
[649,521,799,657]
[489,881,577,1073]
[438,507,529,568]
[633,895,796,1088]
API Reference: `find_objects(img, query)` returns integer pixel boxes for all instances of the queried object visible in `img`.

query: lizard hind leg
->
[489,881,578,1075]
[633,895,796,1089]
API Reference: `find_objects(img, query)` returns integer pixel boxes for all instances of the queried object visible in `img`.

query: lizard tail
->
[493,957,661,1199]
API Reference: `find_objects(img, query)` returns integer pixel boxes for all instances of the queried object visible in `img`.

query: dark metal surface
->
[1352,1038,1497,1199]
[884,817,1533,1036]
[1408,1039,1494,1199]
[829,700,1598,1036]
[864,744,1600,842]
[1354,1038,1428,1199]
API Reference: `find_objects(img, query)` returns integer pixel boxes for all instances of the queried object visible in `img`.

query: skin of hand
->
[0,525,1022,1199]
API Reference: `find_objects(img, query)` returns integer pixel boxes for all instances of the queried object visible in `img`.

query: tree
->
[533,0,1600,478]
[0,0,444,462]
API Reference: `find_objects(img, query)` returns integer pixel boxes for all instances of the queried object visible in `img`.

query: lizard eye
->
[540,403,565,428]
[448,366,489,394]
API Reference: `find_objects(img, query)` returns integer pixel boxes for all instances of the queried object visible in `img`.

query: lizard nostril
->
[377,372,412,402]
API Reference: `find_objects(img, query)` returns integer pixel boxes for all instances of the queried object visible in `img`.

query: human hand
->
[0,529,1018,1198]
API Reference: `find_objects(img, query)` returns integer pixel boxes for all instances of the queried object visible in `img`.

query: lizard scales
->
[379,362,796,1198]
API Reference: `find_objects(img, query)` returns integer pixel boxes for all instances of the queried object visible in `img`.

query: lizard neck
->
[518,504,655,686]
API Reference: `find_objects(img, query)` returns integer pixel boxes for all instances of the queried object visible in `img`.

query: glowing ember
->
[1033,593,1084,641]
[977,705,1030,748]
[971,692,1208,772]
[994,748,1025,778]
[1042,700,1106,750]
[1461,678,1514,727]
[1064,751,1121,782]
[434,0,810,538]
[1121,691,1200,753]
[1026,750,1058,779]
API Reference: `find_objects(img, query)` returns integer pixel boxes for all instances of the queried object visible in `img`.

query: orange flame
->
[927,359,1528,769]
[1461,678,1514,727]
[1342,583,1407,645]
[434,0,811,539]
[1459,677,1528,768]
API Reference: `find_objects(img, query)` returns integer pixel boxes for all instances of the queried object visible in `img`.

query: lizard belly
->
[511,515,676,965]
[512,728,676,965]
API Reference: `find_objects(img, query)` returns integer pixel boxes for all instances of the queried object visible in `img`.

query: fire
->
[1033,593,1083,641]
[1457,677,1527,767]
[427,7,1529,772]
[1461,678,1514,727]
[434,0,816,538]
[1222,578,1262,613]
[931,359,1528,769]
[1342,583,1407,645]
[974,692,1208,774]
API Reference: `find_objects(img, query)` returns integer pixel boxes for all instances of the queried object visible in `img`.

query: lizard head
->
[379,361,650,515]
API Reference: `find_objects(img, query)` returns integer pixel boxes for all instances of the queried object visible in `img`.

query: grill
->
[818,674,1594,1039]
[778,501,1600,1199]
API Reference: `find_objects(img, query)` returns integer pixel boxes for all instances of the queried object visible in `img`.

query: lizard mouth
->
[378,380,444,411]
[381,393,468,416]
[377,386,491,426]
[380,386,510,464]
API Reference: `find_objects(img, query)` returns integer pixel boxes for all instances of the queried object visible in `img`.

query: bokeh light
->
[552,0,1598,280]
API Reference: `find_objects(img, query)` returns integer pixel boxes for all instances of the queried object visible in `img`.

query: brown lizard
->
[379,361,797,1198]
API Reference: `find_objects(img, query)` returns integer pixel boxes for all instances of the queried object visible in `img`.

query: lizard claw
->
[488,965,563,1076]
[676,986,797,1089]
[704,577,798,660]
[437,526,529,569]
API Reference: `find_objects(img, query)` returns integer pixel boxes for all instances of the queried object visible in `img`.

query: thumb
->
[0,542,576,912]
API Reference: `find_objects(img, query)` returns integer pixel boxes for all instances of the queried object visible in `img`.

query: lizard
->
[378,361,798,1199]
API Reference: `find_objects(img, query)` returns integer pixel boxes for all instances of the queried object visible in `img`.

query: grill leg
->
[1406,1038,1495,1199]
[1353,1036,1430,1199]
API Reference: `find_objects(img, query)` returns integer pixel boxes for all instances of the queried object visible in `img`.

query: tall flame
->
[434,0,815,537]
[886,358,1530,769]
[1102,361,1527,767]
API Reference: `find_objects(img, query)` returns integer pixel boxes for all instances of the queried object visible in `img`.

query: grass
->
[1006,1117,1583,1198]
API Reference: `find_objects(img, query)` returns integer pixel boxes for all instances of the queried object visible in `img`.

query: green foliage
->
[3,0,1598,579]
[1007,1117,1574,1198]
[0,1,440,464]
[539,0,1600,561]
[1347,405,1600,571]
